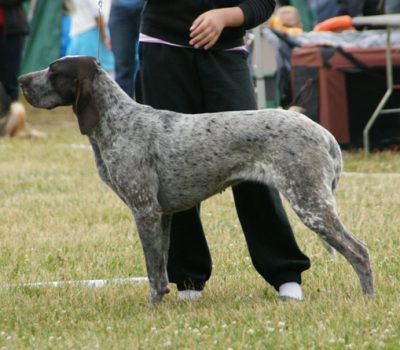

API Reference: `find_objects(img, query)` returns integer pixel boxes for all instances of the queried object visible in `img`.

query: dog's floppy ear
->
[73,76,100,135]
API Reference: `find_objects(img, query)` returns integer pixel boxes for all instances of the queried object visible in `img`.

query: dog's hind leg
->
[133,209,171,305]
[284,186,374,297]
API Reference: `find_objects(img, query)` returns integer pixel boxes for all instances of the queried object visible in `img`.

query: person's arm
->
[189,0,275,50]
[95,14,111,50]
[189,7,244,49]
[81,0,111,50]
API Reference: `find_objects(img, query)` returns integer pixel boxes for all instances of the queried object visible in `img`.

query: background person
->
[66,0,115,75]
[337,0,381,17]
[109,0,143,97]
[267,5,304,34]
[0,0,29,137]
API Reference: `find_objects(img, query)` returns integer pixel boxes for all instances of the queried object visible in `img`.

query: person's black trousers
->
[0,32,25,104]
[136,43,310,291]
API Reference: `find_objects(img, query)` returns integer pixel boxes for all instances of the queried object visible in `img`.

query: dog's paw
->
[149,287,170,306]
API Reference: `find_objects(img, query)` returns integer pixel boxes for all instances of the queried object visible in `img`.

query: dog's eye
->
[47,63,63,81]
[48,61,62,75]
[48,64,56,74]
[47,69,56,81]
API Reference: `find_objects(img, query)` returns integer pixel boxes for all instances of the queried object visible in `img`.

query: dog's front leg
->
[133,209,171,305]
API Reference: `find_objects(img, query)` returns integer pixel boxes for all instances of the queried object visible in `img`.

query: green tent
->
[20,0,64,74]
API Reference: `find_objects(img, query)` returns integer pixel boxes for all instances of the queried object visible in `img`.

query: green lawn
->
[1,104,399,349]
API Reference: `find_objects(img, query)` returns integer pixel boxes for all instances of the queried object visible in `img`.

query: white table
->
[351,14,400,154]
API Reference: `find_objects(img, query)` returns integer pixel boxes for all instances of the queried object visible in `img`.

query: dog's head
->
[18,56,101,134]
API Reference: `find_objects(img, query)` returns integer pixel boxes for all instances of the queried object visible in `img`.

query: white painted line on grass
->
[4,277,148,289]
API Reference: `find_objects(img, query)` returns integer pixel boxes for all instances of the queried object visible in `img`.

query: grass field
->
[1,104,400,349]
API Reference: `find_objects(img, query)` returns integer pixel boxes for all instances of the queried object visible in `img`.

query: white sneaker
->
[177,290,202,301]
[278,282,303,301]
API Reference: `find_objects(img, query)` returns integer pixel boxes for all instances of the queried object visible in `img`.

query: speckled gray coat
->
[19,56,373,305]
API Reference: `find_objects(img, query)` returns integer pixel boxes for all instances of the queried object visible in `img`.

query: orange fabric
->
[313,15,353,32]
[267,15,303,35]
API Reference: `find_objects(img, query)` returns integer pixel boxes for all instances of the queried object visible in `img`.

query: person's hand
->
[189,7,245,50]
[189,9,227,50]
[104,37,112,51]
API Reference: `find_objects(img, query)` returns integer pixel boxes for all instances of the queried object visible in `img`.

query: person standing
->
[66,0,115,75]
[0,0,29,136]
[109,0,143,97]
[308,0,339,23]
[136,0,311,301]
[337,0,381,17]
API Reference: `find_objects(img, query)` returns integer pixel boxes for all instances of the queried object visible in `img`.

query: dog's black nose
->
[18,74,31,87]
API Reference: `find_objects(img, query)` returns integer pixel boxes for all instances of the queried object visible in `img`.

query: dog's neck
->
[88,70,137,139]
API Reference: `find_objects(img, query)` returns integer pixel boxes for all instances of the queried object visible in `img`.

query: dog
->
[18,56,373,305]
